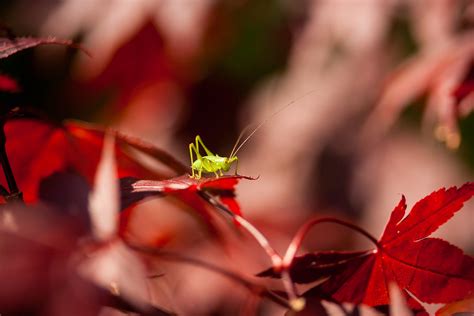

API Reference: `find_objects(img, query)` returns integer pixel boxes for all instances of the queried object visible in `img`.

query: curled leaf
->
[257,251,369,284]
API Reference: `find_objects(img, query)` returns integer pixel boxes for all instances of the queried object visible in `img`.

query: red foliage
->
[121,175,253,217]
[0,118,183,203]
[118,175,253,243]
[261,183,474,313]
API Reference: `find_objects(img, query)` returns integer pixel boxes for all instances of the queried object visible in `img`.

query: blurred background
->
[1,0,473,315]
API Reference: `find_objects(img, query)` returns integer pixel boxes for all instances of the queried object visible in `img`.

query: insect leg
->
[234,159,239,176]
[195,135,214,156]
[189,143,203,178]
[189,143,195,178]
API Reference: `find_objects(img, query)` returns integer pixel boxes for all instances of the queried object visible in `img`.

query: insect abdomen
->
[201,157,224,172]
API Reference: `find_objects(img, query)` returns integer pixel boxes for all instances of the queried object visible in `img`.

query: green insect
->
[189,90,319,179]
[189,134,242,179]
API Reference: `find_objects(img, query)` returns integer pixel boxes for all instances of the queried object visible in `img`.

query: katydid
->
[189,135,239,179]
[189,90,319,179]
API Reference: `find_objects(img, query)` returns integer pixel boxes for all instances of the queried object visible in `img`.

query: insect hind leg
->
[195,135,214,156]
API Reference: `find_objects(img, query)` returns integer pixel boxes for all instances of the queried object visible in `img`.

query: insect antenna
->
[229,124,254,158]
[230,89,320,157]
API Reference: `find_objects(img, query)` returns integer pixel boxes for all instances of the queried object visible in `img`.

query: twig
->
[198,191,282,268]
[197,190,309,311]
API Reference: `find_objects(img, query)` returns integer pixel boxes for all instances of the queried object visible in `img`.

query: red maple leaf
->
[261,183,474,312]
[119,175,252,242]
[120,175,252,217]
[0,118,185,203]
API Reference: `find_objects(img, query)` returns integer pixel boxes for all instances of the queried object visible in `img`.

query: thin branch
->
[198,191,282,268]
[234,215,283,268]
[197,190,310,311]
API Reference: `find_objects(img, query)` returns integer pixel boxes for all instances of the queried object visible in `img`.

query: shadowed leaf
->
[258,251,369,284]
